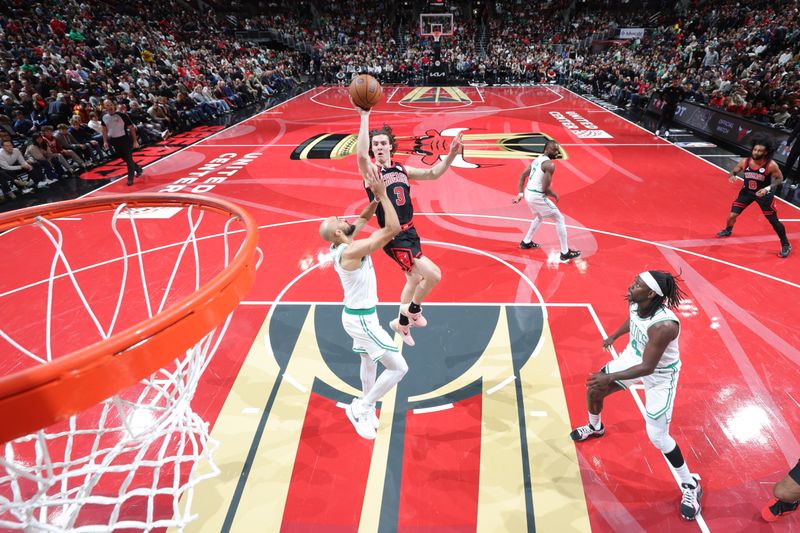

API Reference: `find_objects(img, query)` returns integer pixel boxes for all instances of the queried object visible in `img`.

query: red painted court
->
[1,85,798,532]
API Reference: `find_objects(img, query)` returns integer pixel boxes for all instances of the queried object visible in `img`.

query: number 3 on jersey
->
[392,186,406,206]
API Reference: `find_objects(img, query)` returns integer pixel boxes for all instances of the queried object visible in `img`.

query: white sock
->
[589,413,601,429]
[360,354,376,397]
[363,350,408,405]
[555,214,569,254]
[524,215,542,243]
[674,463,695,486]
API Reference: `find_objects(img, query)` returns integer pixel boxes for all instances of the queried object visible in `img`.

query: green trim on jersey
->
[359,315,398,352]
[345,306,376,315]
[646,369,678,420]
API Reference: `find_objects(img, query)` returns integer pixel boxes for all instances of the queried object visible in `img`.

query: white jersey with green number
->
[625,303,680,370]
[526,154,550,193]
[332,243,377,310]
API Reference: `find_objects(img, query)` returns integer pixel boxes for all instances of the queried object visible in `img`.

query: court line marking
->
[417,212,800,290]
[3,211,797,302]
[190,142,673,148]
[563,87,800,213]
[486,376,516,395]
[529,411,548,417]
[309,84,564,114]
[584,303,710,533]
[412,404,454,414]
[282,372,307,393]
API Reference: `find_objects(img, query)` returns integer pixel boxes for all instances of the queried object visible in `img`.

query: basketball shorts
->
[602,349,681,421]
[524,191,561,219]
[790,459,800,485]
[383,227,423,272]
[730,189,777,216]
[342,308,398,362]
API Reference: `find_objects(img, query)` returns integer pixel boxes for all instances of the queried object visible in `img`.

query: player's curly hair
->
[644,270,687,318]
[368,124,397,157]
[750,133,774,157]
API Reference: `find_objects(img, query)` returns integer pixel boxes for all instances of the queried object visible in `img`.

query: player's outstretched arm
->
[342,173,400,264]
[512,165,532,204]
[354,98,377,182]
[728,158,745,183]
[406,132,463,181]
[602,318,630,350]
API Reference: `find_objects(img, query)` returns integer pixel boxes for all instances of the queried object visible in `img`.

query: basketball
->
[349,74,382,110]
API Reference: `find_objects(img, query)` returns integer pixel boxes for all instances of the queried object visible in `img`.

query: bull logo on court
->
[290,129,567,169]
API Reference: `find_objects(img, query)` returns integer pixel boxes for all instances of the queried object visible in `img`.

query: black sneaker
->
[680,477,702,521]
[569,423,605,442]
[519,240,539,249]
[779,243,792,258]
[716,228,732,237]
[762,498,799,522]
[135,166,144,177]
[127,176,134,186]
[560,249,581,263]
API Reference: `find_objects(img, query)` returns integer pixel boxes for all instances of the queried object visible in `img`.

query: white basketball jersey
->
[332,243,377,310]
[526,154,550,193]
[626,303,680,369]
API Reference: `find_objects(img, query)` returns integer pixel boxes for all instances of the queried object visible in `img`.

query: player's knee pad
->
[645,418,676,453]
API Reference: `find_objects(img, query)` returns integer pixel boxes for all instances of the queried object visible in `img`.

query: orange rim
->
[0,193,259,444]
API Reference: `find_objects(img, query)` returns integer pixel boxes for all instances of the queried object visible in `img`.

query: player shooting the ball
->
[352,96,463,347]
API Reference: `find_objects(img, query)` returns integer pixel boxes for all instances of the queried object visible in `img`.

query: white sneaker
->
[369,405,380,429]
[36,181,48,189]
[21,187,33,195]
[45,178,58,185]
[345,398,376,440]
[680,477,702,520]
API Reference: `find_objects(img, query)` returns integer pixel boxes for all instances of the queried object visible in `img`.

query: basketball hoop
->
[0,194,261,531]
[432,30,442,43]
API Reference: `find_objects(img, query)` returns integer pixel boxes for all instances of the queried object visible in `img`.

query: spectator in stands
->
[0,139,47,192]
[42,125,86,172]
[56,124,102,163]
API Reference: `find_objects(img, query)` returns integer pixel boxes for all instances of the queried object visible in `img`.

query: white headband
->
[639,271,664,297]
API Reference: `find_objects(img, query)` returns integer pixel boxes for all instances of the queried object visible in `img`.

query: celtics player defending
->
[355,101,463,347]
[569,271,703,521]
[319,171,408,440]
[512,140,580,263]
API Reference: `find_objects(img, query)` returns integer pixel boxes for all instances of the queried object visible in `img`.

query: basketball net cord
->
[0,204,261,531]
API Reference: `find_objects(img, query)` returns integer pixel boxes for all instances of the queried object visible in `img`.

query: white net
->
[0,200,259,531]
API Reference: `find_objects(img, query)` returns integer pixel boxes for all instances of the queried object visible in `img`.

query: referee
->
[101,99,143,186]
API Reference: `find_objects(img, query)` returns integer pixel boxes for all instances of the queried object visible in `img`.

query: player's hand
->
[350,96,370,116]
[550,193,560,204]
[133,140,140,149]
[728,175,737,183]
[512,194,522,204]
[756,187,768,197]
[366,169,386,198]
[448,132,463,156]
[587,372,612,390]
[602,336,616,351]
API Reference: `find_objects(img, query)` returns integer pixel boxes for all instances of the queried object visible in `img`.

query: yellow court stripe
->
[520,323,591,532]
[476,307,529,531]
[357,388,398,533]
[177,316,282,533]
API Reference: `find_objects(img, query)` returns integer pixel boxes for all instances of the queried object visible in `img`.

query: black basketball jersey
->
[742,157,771,192]
[366,163,413,227]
